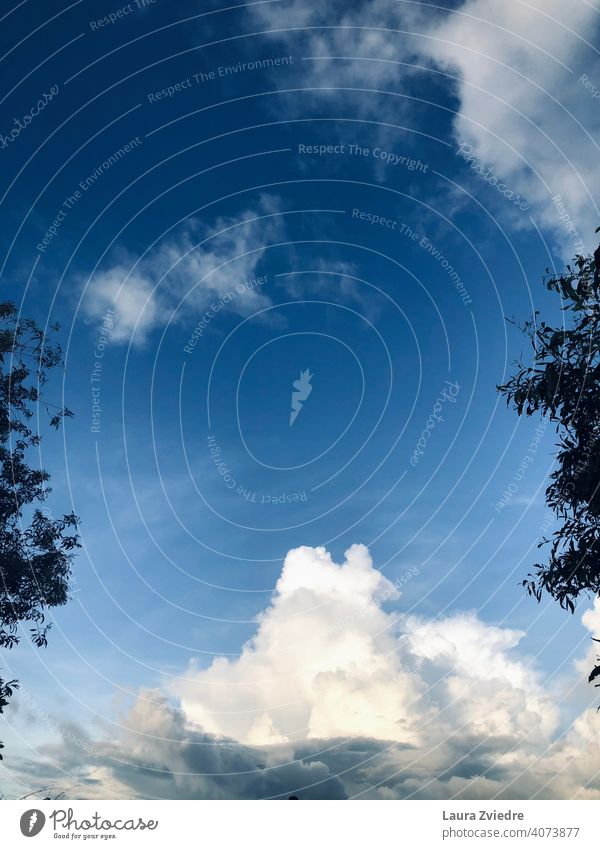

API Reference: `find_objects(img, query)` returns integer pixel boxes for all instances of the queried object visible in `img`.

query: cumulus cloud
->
[172,544,561,754]
[582,596,600,637]
[8,544,600,799]
[174,544,426,746]
[81,196,284,344]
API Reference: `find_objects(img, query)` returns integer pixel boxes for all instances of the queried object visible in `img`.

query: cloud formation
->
[174,544,425,746]
[7,544,600,799]
[245,0,600,254]
[81,2,600,351]
[423,0,600,255]
[81,197,284,344]
[247,0,421,91]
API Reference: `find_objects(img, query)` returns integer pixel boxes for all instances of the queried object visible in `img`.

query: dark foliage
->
[0,301,79,759]
[497,240,600,687]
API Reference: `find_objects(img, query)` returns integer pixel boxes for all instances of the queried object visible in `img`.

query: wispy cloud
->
[81,196,285,345]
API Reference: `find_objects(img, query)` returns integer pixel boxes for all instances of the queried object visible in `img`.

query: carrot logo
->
[289,369,313,426]
[20,810,46,837]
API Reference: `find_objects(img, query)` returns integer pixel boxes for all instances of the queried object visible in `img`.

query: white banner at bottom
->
[0,800,597,848]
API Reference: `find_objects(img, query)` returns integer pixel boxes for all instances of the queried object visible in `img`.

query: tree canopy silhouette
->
[497,239,600,689]
[0,301,79,759]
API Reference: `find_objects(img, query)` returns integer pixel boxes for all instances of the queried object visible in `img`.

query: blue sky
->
[1,0,600,800]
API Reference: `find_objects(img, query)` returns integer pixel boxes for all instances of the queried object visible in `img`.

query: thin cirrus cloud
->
[80,196,284,345]
[12,545,600,799]
[248,0,423,90]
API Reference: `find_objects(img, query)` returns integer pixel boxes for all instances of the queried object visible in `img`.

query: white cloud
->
[81,266,165,344]
[173,545,424,746]
[172,544,560,753]
[81,197,284,345]
[405,0,600,254]
[244,0,427,119]
[249,0,417,76]
[582,596,600,637]
[427,0,600,256]
[575,596,600,678]
[246,1,600,254]
[7,544,600,799]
